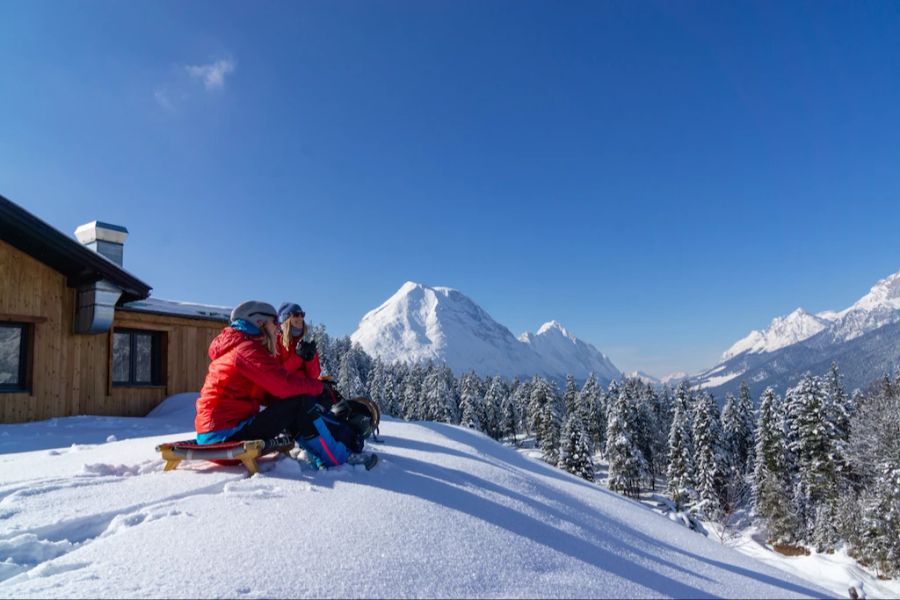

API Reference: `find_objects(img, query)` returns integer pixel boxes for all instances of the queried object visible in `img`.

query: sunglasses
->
[249,311,277,320]
[291,311,305,318]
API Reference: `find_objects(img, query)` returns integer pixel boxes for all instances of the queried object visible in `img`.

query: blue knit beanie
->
[277,302,303,324]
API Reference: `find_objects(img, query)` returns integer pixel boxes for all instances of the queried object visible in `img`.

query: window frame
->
[110,327,165,387]
[0,321,33,393]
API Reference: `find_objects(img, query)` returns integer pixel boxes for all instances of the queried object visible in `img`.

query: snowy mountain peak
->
[536,320,572,338]
[351,283,621,383]
[628,370,660,384]
[848,269,900,312]
[721,307,829,361]
[697,268,900,395]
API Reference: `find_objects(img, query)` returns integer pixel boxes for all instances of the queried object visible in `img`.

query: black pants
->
[227,395,325,442]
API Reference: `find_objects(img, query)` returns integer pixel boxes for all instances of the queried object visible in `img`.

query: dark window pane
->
[112,332,131,383]
[134,333,153,383]
[0,326,22,385]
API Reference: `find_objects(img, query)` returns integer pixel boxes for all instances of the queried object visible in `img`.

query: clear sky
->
[1,1,898,377]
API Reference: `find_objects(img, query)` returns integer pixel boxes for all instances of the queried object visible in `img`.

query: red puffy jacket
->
[275,330,322,380]
[195,327,324,434]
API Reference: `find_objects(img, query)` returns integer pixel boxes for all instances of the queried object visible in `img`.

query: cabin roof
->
[0,194,152,303]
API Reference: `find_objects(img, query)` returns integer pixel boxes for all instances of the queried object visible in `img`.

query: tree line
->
[310,325,900,577]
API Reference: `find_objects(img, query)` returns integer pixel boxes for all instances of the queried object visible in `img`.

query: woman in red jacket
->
[275,302,321,379]
[194,300,325,445]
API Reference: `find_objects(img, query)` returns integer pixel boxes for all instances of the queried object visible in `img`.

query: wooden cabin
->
[0,194,229,423]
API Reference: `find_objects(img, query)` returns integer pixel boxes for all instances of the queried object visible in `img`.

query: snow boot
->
[347,452,379,470]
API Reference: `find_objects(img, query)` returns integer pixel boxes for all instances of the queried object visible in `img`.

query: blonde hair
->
[280,320,293,353]
[280,319,307,352]
[261,324,277,356]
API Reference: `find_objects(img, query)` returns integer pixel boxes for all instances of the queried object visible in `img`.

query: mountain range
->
[350,282,621,384]
[693,269,900,396]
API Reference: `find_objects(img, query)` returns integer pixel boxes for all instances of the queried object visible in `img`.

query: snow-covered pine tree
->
[563,375,578,418]
[576,373,602,450]
[605,382,648,498]
[620,379,651,490]
[863,465,900,577]
[337,344,367,398]
[721,393,739,469]
[401,362,424,420]
[366,357,386,407]
[458,371,483,431]
[539,380,563,465]
[736,381,756,474]
[692,391,726,520]
[558,412,595,482]
[752,387,796,542]
[596,380,615,455]
[422,362,458,424]
[824,362,853,486]
[512,377,532,437]
[380,364,399,417]
[787,373,839,546]
[499,378,521,445]
[666,380,695,509]
[482,376,508,440]
[641,381,670,491]
[528,376,549,443]
[846,374,900,568]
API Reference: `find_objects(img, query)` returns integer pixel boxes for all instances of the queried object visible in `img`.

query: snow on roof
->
[120,297,232,321]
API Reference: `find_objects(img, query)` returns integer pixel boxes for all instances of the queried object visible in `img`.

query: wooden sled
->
[156,439,290,475]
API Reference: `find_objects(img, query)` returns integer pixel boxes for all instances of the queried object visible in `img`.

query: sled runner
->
[156,437,292,475]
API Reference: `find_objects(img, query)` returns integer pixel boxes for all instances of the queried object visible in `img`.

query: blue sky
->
[1,1,898,377]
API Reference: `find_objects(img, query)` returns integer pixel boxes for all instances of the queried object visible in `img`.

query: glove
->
[331,398,351,419]
[297,340,317,361]
[321,379,342,405]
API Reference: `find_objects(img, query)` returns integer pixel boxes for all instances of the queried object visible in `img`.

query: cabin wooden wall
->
[0,240,225,423]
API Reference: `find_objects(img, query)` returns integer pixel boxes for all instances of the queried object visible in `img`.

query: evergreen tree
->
[402,362,424,420]
[366,357,386,407]
[752,387,796,542]
[528,376,548,439]
[558,412,595,481]
[577,373,602,450]
[539,380,563,465]
[824,362,853,486]
[458,372,483,431]
[605,383,648,498]
[736,381,757,474]
[512,378,533,437]
[482,376,508,439]
[666,381,695,509]
[692,391,726,520]
[846,375,900,569]
[422,362,458,424]
[787,373,840,545]
[864,465,900,577]
[337,344,366,398]
[563,375,578,417]
[381,365,399,417]
[499,378,521,445]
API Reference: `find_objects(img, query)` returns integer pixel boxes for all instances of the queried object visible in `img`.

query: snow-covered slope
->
[351,282,621,383]
[696,269,900,395]
[0,394,830,599]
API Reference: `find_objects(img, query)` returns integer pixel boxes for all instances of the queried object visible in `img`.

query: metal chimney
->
[74,221,128,267]
[73,221,127,333]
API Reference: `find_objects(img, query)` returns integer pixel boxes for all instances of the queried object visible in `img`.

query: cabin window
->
[112,329,164,386]
[0,322,31,392]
